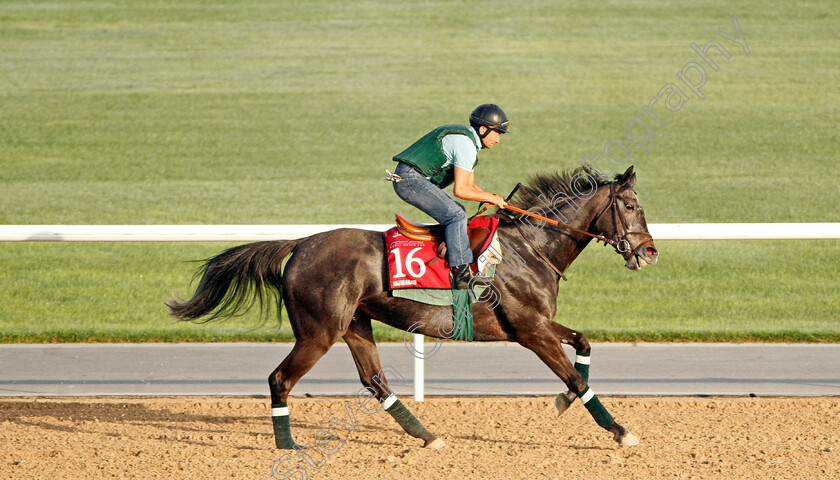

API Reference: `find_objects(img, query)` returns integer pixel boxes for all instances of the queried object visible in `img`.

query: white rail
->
[1,223,839,241]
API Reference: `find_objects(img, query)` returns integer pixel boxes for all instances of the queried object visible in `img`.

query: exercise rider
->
[390,104,510,289]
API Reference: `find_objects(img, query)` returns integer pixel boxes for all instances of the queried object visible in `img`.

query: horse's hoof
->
[615,431,640,446]
[554,392,573,417]
[424,438,446,450]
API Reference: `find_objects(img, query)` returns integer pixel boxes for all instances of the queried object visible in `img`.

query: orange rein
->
[497,204,618,248]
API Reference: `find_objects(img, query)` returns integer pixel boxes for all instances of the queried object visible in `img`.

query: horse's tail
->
[166,240,299,323]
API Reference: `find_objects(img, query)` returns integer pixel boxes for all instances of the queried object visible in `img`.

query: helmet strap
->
[477,125,503,149]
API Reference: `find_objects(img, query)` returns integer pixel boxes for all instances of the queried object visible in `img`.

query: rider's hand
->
[490,194,508,209]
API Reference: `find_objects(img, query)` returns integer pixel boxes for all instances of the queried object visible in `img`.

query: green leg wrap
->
[574,351,590,383]
[450,288,474,341]
[580,388,614,430]
[384,397,428,438]
[271,403,296,449]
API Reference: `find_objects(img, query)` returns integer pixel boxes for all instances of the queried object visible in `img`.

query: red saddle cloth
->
[385,216,499,290]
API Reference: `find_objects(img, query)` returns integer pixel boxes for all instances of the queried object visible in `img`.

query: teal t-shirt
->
[440,127,481,173]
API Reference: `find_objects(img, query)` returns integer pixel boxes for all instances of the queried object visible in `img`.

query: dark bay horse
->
[167,165,658,450]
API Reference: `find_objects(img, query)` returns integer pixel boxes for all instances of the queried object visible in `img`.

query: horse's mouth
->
[625,245,659,270]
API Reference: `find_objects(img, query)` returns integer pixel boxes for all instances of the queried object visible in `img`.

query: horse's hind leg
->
[268,339,334,449]
[343,316,444,450]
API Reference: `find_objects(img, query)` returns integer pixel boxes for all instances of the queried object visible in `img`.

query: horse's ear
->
[617,165,636,190]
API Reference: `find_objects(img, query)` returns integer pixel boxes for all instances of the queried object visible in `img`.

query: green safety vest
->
[393,124,478,188]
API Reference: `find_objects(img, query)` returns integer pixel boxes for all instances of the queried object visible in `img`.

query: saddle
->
[394,214,492,262]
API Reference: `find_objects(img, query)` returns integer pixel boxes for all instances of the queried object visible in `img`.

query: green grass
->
[558,239,840,342]
[1,1,837,342]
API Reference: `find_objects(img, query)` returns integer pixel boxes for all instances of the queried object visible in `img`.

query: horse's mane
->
[500,164,615,221]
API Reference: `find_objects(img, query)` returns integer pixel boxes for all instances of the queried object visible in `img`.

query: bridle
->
[507,181,654,279]
[509,182,651,254]
[590,183,655,256]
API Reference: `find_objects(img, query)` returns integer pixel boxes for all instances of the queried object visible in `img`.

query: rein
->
[503,182,639,253]
[505,181,654,280]
[503,204,625,251]
[476,182,620,248]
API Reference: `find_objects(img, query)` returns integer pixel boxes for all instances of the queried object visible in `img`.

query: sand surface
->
[2,396,839,479]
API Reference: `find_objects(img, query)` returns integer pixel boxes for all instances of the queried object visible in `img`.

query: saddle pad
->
[391,264,497,305]
[385,216,499,290]
[390,266,498,343]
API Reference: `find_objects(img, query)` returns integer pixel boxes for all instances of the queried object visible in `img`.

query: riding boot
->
[450,264,474,290]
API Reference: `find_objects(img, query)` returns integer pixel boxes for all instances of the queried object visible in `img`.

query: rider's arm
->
[453,167,507,207]
[443,134,507,208]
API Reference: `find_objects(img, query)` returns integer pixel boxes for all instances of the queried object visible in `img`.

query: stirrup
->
[450,265,474,290]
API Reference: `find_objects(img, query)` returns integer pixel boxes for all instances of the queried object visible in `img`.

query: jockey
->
[390,104,510,289]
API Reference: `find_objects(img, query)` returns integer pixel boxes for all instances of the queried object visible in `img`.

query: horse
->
[167,165,659,450]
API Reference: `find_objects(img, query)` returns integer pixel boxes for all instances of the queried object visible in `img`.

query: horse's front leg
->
[553,325,591,417]
[520,322,639,447]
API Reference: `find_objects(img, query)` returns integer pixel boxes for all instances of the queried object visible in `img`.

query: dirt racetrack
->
[2,396,838,480]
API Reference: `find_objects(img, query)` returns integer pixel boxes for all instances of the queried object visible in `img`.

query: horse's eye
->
[625,204,635,211]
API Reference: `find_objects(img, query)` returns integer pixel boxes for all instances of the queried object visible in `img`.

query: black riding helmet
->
[469,104,510,138]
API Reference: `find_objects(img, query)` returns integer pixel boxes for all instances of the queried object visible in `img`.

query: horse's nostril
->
[646,246,657,256]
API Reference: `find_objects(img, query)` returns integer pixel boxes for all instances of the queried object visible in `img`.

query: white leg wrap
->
[381,394,398,410]
[271,406,290,416]
[575,355,591,365]
[580,387,596,404]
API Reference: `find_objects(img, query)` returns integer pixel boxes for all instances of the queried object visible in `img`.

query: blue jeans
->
[393,162,473,267]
